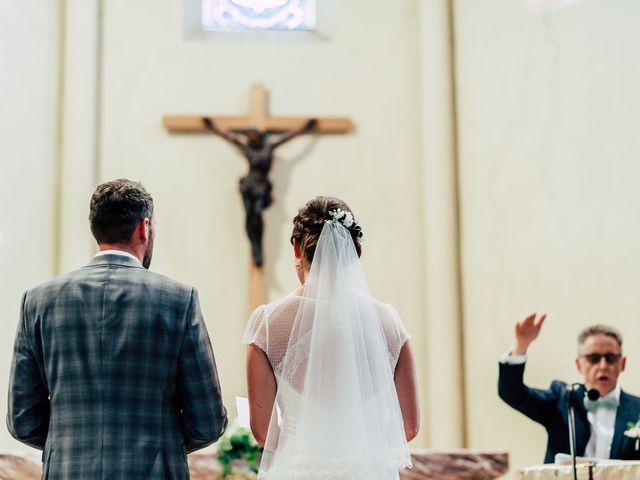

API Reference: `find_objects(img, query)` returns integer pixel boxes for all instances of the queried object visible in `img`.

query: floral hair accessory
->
[328,208,363,238]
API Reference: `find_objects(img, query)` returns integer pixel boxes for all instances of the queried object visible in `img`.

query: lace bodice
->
[242,293,410,374]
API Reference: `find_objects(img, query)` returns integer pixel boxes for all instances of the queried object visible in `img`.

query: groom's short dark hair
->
[89,179,154,245]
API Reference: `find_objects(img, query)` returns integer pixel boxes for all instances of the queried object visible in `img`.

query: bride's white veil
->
[259,216,411,480]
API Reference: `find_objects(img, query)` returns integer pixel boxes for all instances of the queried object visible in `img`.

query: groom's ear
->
[133,218,150,243]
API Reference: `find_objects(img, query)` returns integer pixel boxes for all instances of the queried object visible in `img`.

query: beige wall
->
[0,0,59,452]
[3,1,640,476]
[455,0,640,473]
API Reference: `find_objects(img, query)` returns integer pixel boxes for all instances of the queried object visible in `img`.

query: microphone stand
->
[567,383,580,480]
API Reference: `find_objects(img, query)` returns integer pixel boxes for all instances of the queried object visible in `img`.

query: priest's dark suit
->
[498,362,640,463]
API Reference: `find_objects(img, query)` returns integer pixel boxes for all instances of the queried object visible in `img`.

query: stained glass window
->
[202,0,316,31]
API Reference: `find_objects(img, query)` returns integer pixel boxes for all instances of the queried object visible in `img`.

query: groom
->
[7,179,227,479]
[498,314,640,463]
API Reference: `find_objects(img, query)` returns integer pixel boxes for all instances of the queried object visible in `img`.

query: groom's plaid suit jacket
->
[7,253,228,479]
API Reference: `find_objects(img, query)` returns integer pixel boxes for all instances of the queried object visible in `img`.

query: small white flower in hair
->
[342,212,354,228]
[329,208,345,221]
[328,208,363,237]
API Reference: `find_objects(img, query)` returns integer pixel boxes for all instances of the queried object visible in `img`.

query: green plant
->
[217,426,262,478]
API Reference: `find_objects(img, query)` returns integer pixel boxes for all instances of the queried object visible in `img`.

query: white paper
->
[235,396,251,429]
[554,453,606,465]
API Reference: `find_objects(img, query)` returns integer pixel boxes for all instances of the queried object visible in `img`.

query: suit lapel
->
[573,385,592,455]
[610,390,634,459]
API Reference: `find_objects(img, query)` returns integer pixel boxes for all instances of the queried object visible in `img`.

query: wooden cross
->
[163,83,351,134]
[163,83,352,311]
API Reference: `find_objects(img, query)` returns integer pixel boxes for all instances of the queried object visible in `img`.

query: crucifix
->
[163,83,352,309]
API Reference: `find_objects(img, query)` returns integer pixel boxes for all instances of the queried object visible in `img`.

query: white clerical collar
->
[95,249,142,266]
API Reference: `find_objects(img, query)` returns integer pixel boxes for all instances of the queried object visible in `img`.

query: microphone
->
[566,383,586,480]
[567,385,601,479]
[568,384,601,403]
[566,383,582,408]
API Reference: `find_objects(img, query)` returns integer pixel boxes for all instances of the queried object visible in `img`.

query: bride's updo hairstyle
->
[290,196,363,265]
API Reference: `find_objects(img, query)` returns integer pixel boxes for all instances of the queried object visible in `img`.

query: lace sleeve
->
[378,303,411,368]
[387,304,411,346]
[242,304,267,353]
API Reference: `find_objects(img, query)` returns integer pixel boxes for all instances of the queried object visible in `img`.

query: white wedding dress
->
[243,221,412,480]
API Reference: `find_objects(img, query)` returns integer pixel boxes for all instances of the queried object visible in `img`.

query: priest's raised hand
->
[513,312,547,355]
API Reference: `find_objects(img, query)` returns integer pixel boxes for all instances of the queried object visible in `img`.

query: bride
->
[243,196,419,480]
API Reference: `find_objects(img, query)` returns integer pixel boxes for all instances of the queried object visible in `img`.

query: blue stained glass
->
[202,0,316,31]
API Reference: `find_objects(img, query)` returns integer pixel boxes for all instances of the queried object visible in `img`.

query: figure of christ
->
[203,117,317,267]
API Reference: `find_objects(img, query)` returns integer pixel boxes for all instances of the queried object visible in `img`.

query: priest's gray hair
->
[577,324,623,350]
